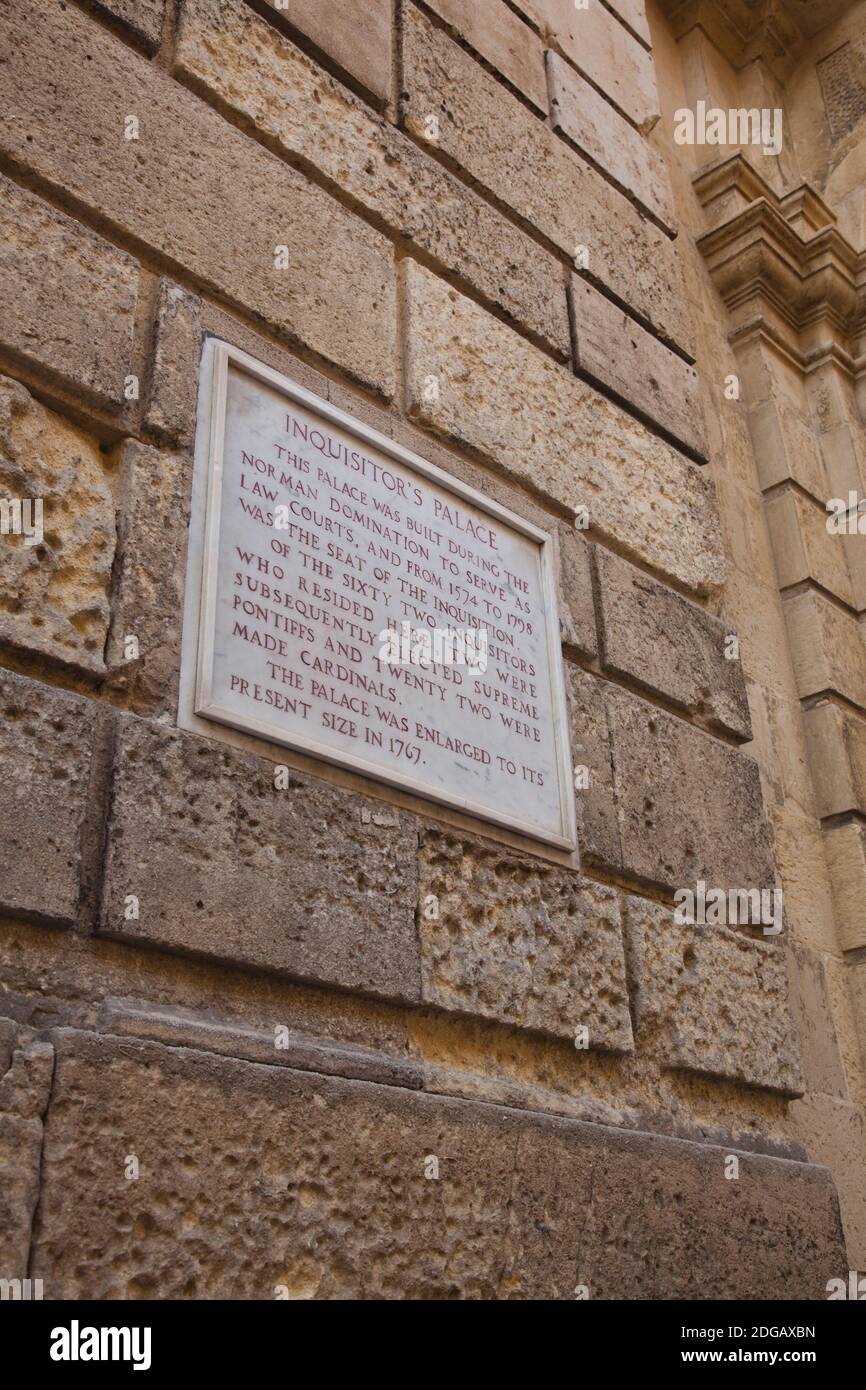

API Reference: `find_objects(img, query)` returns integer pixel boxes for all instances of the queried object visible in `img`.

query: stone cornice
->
[657,0,858,77]
[694,155,866,364]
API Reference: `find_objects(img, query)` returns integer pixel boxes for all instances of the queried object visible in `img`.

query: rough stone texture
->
[802,699,866,820]
[783,588,866,708]
[0,175,138,408]
[262,0,392,103]
[100,717,421,1002]
[565,665,621,870]
[0,0,396,398]
[603,0,651,47]
[625,896,803,1095]
[0,670,96,926]
[514,0,660,128]
[823,819,866,952]
[607,685,776,892]
[104,440,191,713]
[765,487,853,606]
[747,399,827,501]
[792,1092,866,1271]
[788,943,850,1099]
[548,52,673,230]
[401,5,694,356]
[593,546,752,740]
[571,277,706,457]
[404,262,723,596]
[175,0,569,356]
[558,529,597,656]
[144,280,202,449]
[0,1113,43,1280]
[30,1030,845,1299]
[417,830,633,1049]
[0,375,115,675]
[92,0,165,52]
[421,0,548,112]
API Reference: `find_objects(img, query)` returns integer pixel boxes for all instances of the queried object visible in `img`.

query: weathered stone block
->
[548,52,672,230]
[100,717,421,1002]
[418,830,632,1049]
[104,440,191,713]
[401,5,693,355]
[823,819,866,952]
[802,700,866,820]
[783,588,866,708]
[565,665,621,870]
[0,0,396,398]
[144,280,202,448]
[571,277,706,457]
[0,175,138,407]
[594,546,751,740]
[765,487,853,606]
[0,670,96,926]
[625,896,803,1094]
[603,0,651,47]
[607,686,776,892]
[747,400,827,501]
[404,262,723,595]
[31,1030,846,1298]
[558,529,597,656]
[0,376,115,675]
[421,0,547,111]
[0,1112,43,1279]
[92,0,165,52]
[262,0,391,103]
[514,0,659,128]
[176,0,567,355]
[788,942,849,1099]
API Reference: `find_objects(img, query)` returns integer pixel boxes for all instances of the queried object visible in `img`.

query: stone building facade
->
[0,0,865,1298]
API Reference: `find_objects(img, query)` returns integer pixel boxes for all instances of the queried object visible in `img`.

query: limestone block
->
[421,0,547,111]
[765,487,853,607]
[262,0,392,103]
[558,530,597,656]
[784,589,866,708]
[823,819,866,952]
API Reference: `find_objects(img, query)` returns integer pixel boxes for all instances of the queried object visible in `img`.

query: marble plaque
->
[184,339,576,849]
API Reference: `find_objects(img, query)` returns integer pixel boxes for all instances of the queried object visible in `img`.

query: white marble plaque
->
[183,339,576,849]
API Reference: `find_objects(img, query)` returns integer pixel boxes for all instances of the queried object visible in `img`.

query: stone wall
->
[0,0,862,1297]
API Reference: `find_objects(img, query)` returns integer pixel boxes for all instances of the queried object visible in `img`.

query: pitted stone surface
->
[418,830,633,1050]
[30,1030,845,1299]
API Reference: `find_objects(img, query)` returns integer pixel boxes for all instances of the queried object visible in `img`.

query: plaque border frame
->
[189,338,577,852]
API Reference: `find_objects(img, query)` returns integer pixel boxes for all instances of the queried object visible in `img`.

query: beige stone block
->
[404,262,724,595]
[823,820,866,952]
[92,0,165,52]
[572,278,706,457]
[824,951,866,1110]
[0,1113,43,1280]
[565,665,621,872]
[787,943,849,1099]
[262,0,392,103]
[765,488,853,606]
[770,800,838,955]
[144,280,202,449]
[100,716,422,1002]
[558,530,597,657]
[548,52,673,231]
[421,0,547,112]
[791,1093,866,1271]
[722,570,792,701]
[104,441,191,714]
[594,547,750,739]
[401,4,693,355]
[418,830,633,1049]
[784,589,866,707]
[0,175,138,408]
[802,700,866,820]
[32,1029,846,1298]
[0,0,396,398]
[0,376,115,675]
[747,401,827,501]
[848,955,866,1082]
[625,896,803,1094]
[516,0,659,129]
[0,670,96,927]
[603,0,651,47]
[607,686,776,892]
[175,0,568,355]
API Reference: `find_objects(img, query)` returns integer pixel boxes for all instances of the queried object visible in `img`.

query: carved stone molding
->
[694,154,866,373]
[658,0,859,76]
